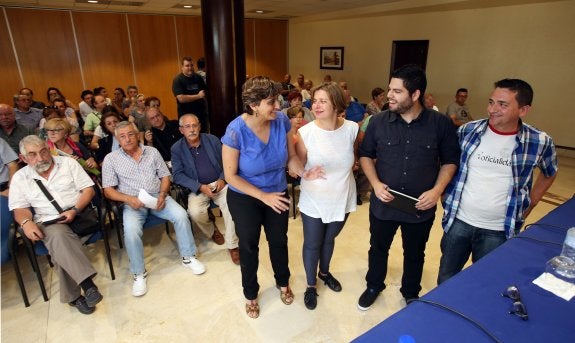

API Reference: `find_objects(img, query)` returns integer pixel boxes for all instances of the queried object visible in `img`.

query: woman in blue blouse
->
[222,76,322,319]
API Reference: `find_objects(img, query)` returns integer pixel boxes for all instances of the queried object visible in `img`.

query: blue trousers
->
[437,218,507,285]
[301,212,348,286]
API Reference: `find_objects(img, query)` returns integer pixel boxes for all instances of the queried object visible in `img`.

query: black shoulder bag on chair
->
[34,179,100,236]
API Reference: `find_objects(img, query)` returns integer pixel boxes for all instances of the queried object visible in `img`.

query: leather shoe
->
[84,287,103,307]
[229,248,240,265]
[69,296,95,315]
[212,229,225,245]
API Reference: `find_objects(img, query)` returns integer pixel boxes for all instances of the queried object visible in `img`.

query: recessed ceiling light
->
[255,10,264,14]
[88,0,98,3]
[172,4,200,9]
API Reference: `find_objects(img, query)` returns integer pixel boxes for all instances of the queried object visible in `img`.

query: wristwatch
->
[71,206,80,213]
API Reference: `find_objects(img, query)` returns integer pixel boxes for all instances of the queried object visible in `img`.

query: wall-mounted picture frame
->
[320,47,344,70]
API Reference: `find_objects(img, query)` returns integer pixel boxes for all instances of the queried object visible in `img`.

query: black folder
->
[385,189,421,217]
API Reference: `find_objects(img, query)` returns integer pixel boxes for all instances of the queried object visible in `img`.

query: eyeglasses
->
[501,285,528,320]
[180,124,199,130]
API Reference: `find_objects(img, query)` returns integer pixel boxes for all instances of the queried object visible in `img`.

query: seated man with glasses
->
[171,114,239,264]
[143,106,181,163]
[102,121,205,297]
[9,135,103,314]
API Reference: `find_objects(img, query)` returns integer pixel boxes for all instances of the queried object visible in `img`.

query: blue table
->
[355,197,575,343]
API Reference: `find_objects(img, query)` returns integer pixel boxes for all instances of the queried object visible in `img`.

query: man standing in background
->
[172,57,208,132]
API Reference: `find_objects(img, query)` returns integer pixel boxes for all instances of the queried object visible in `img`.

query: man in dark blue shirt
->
[357,65,460,310]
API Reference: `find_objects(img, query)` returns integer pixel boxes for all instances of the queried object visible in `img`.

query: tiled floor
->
[2,155,573,342]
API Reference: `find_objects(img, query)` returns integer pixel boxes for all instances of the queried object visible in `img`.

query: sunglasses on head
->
[502,285,528,320]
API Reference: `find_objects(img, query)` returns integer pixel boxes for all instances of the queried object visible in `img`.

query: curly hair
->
[242,76,282,115]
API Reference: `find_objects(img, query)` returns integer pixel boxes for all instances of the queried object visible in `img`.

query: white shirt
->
[298,120,358,223]
[9,156,94,222]
[79,101,94,120]
[456,126,515,230]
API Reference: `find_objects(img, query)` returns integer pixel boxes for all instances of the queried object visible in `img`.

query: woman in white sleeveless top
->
[295,83,359,310]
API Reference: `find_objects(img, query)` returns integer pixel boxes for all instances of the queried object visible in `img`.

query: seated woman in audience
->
[283,90,315,122]
[286,106,306,145]
[301,79,313,102]
[90,105,120,150]
[44,118,98,175]
[222,76,323,319]
[79,90,95,120]
[295,82,358,310]
[112,87,127,115]
[94,111,122,165]
[129,93,147,126]
[46,87,78,114]
[366,87,387,116]
[38,106,62,140]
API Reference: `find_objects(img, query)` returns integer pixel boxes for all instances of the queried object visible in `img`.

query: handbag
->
[34,179,100,236]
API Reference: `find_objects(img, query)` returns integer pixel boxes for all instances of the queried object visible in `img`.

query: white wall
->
[289,0,575,148]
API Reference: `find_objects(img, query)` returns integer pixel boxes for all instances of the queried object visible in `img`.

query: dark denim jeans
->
[437,218,507,285]
[365,213,434,299]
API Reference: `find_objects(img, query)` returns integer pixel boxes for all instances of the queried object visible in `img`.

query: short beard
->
[33,160,52,173]
[393,98,414,114]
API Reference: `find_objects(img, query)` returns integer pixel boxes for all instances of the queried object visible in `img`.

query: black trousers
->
[227,189,290,300]
[365,212,434,299]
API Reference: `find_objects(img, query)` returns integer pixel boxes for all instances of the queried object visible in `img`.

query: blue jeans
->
[123,196,196,274]
[1,195,12,264]
[437,218,507,285]
[301,212,348,286]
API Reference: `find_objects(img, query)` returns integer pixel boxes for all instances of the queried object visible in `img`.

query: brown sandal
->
[277,286,294,305]
[245,301,260,319]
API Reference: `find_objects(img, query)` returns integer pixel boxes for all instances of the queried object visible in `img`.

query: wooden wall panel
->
[6,8,82,104]
[128,14,178,118]
[254,19,287,82]
[0,11,20,103]
[175,16,204,62]
[73,12,133,96]
[1,7,288,116]
[244,19,255,79]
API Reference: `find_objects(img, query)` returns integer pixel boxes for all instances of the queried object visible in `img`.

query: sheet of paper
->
[138,189,158,210]
[532,272,575,301]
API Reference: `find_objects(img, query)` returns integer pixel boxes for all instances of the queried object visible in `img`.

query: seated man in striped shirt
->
[102,121,205,297]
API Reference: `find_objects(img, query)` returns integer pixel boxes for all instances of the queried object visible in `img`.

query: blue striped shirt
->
[441,119,558,238]
[102,145,170,197]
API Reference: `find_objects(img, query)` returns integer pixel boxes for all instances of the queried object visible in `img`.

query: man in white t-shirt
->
[438,79,558,284]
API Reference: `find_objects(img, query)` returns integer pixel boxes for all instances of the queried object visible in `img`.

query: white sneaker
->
[132,272,148,297]
[182,256,206,275]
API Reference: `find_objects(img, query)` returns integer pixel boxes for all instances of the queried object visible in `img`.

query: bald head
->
[0,104,16,129]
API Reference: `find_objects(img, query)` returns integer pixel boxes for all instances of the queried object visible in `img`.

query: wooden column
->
[201,0,246,137]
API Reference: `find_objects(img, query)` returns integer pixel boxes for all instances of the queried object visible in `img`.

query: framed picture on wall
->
[320,47,344,70]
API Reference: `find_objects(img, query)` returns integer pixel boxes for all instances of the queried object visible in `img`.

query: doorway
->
[390,40,429,74]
